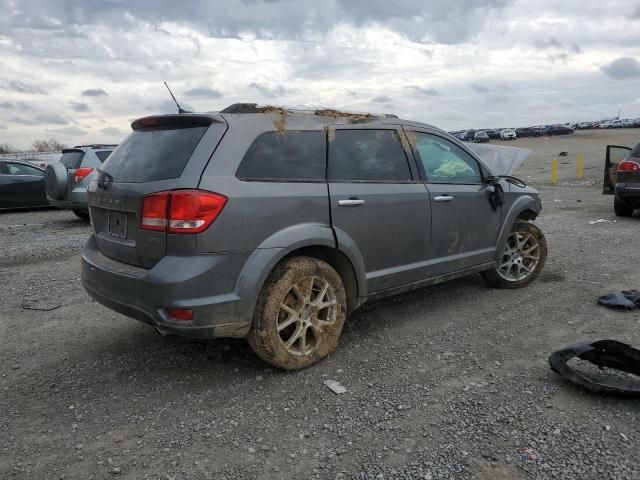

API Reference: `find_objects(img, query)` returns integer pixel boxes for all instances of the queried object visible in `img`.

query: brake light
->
[167,308,193,321]
[74,167,93,183]
[618,160,640,172]
[140,192,170,231]
[140,190,227,234]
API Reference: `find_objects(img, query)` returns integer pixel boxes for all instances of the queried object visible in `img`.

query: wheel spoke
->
[277,313,298,332]
[291,284,306,302]
[284,325,303,349]
[298,327,307,353]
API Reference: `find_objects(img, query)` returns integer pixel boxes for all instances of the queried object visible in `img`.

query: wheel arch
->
[495,196,542,262]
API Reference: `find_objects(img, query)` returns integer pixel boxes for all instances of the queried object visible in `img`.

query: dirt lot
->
[1,129,639,480]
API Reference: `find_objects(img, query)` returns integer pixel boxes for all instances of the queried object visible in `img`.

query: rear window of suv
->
[101,126,208,182]
[236,131,326,181]
[630,143,640,159]
[60,150,85,169]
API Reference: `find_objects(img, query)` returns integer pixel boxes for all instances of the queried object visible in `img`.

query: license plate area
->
[108,211,127,239]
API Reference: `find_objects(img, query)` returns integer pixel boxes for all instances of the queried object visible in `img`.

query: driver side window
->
[411,132,482,184]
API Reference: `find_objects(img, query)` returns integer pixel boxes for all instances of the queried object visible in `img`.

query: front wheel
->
[248,256,347,370]
[483,221,547,289]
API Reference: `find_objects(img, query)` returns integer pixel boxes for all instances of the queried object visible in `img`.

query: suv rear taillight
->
[618,160,640,172]
[141,190,227,234]
[74,167,94,183]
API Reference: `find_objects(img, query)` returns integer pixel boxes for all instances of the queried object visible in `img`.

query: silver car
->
[45,144,116,219]
[81,105,547,369]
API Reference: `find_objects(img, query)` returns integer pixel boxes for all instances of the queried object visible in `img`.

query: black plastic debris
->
[598,290,640,310]
[549,339,640,398]
[558,151,568,156]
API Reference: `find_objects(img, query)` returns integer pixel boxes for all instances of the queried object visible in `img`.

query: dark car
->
[474,131,490,143]
[0,159,48,209]
[462,129,477,141]
[516,127,541,138]
[81,104,547,370]
[543,125,574,136]
[482,129,501,140]
[603,143,640,217]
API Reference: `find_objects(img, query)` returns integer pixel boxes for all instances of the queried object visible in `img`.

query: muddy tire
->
[72,209,90,220]
[614,198,634,217]
[483,221,547,289]
[248,256,347,370]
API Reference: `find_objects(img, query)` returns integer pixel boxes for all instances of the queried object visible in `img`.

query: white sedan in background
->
[500,129,517,140]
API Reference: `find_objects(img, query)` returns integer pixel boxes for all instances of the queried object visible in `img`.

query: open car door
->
[603,145,631,194]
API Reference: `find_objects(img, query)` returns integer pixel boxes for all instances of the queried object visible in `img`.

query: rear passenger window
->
[329,129,411,182]
[236,131,326,181]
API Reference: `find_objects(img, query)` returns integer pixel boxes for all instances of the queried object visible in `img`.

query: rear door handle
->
[338,199,365,207]
[434,195,454,202]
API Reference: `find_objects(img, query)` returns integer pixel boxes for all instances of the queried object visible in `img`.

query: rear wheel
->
[72,209,90,220]
[614,198,634,217]
[483,221,547,289]
[248,256,347,370]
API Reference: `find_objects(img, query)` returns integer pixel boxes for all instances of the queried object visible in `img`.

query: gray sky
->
[1,0,639,148]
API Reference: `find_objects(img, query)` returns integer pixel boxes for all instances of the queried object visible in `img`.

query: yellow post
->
[577,153,584,179]
[551,159,558,185]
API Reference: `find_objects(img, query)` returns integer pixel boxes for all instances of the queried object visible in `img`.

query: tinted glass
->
[101,126,207,182]
[609,146,631,166]
[60,151,84,169]
[329,129,411,182]
[412,132,482,184]
[7,163,44,176]
[236,131,325,181]
[95,150,112,163]
[630,142,640,159]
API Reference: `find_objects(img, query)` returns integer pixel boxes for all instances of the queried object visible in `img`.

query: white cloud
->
[0,0,639,147]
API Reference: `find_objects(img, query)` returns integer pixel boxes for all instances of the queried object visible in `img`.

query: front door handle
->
[434,195,454,202]
[338,199,365,207]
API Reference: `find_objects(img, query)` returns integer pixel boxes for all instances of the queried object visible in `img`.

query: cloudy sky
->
[1,0,640,149]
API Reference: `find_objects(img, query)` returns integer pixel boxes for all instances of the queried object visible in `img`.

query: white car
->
[500,129,517,140]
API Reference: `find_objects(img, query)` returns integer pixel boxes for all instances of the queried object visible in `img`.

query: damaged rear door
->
[603,145,631,194]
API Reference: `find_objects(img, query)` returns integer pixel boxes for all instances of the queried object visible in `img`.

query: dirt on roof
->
[255,106,289,115]
[314,109,374,122]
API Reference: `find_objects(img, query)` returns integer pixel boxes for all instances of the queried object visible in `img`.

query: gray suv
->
[81,105,547,369]
[45,144,116,219]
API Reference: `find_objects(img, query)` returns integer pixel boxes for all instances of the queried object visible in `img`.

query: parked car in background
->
[480,129,501,140]
[45,144,116,219]
[2,151,62,169]
[81,105,547,370]
[0,159,49,209]
[543,125,574,136]
[515,127,541,138]
[500,129,517,140]
[602,120,625,129]
[603,143,640,217]
[462,129,477,142]
[474,130,490,143]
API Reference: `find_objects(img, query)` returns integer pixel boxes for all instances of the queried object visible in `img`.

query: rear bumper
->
[616,184,640,205]
[81,235,268,338]
[48,188,89,210]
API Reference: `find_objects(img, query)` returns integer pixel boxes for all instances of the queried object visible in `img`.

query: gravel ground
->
[1,129,639,479]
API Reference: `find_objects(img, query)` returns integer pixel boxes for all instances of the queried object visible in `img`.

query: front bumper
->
[81,236,256,338]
